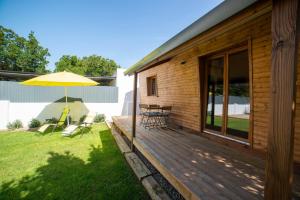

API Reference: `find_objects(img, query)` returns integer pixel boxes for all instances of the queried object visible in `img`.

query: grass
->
[0,123,149,200]
[227,117,249,132]
[206,115,249,132]
[206,115,223,128]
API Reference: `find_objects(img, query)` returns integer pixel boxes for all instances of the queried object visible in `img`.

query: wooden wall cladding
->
[138,0,300,162]
[294,32,300,162]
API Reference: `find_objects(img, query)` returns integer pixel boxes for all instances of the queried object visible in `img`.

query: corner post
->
[131,72,138,151]
[265,0,299,199]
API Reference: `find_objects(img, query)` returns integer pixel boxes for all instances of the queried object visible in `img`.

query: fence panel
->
[0,81,118,103]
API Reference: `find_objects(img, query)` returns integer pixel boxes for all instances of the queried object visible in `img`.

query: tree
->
[0,26,50,73]
[54,55,84,75]
[55,55,120,76]
[81,55,119,76]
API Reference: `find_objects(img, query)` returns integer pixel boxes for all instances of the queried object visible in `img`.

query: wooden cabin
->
[112,0,300,199]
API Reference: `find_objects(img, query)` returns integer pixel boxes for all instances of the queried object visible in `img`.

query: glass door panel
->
[205,57,224,132]
[227,50,250,139]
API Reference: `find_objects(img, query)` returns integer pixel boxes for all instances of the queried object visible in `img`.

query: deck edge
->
[110,120,171,200]
[112,116,201,200]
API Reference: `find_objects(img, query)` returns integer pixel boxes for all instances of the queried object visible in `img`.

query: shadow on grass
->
[0,129,148,200]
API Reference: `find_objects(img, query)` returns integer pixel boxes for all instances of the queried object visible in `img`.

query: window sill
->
[203,130,250,146]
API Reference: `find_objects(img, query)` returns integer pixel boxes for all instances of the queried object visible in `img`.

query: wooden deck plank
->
[138,135,244,199]
[134,128,261,199]
[109,117,299,199]
[112,117,198,200]
[112,116,272,200]
[138,125,263,195]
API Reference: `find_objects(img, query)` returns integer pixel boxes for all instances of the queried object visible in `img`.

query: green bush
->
[46,117,58,124]
[94,114,105,123]
[7,120,23,130]
[29,118,41,128]
[14,120,23,129]
[6,122,13,130]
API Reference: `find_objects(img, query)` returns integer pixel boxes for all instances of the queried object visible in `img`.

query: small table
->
[140,105,171,129]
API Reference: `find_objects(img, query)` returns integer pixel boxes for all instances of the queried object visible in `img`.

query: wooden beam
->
[211,82,215,126]
[248,38,254,148]
[265,0,300,199]
[131,72,138,151]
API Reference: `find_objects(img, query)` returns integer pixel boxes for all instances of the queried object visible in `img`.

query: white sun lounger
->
[38,124,53,133]
[62,125,78,136]
[62,113,96,137]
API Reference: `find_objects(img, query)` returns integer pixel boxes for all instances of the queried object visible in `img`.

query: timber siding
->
[139,54,200,131]
[295,33,300,162]
[139,1,300,162]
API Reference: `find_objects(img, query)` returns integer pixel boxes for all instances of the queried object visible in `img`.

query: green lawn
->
[0,123,148,200]
[227,117,249,132]
[206,115,223,128]
[206,115,249,132]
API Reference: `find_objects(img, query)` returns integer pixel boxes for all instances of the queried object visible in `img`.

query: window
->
[147,76,157,96]
[205,57,224,132]
[227,50,250,139]
[203,48,251,141]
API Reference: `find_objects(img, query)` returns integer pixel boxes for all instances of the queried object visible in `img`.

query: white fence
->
[0,69,135,130]
[207,95,250,115]
[0,82,118,103]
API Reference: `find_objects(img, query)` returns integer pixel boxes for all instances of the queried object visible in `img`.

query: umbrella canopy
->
[21,71,98,125]
[21,71,98,86]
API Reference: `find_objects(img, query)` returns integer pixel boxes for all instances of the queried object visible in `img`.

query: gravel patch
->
[136,149,185,200]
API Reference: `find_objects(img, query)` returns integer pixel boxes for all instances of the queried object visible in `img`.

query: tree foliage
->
[55,55,120,76]
[54,55,84,74]
[0,26,50,73]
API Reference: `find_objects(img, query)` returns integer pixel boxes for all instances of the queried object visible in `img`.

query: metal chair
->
[139,104,149,125]
[159,106,172,128]
[144,104,161,129]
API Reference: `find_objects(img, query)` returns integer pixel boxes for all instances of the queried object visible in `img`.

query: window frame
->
[200,44,253,145]
[146,75,158,96]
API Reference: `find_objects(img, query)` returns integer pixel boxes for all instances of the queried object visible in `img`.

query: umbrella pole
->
[65,87,69,125]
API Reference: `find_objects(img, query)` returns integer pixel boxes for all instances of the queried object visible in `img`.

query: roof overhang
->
[125,0,258,75]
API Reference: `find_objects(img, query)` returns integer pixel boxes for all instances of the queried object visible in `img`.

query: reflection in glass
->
[205,57,224,132]
[227,50,250,139]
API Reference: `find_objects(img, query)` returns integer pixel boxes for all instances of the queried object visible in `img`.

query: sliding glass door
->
[227,50,250,139]
[205,57,224,132]
[203,48,251,142]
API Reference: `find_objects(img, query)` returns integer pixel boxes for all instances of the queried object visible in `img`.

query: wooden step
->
[125,152,151,180]
[111,127,131,154]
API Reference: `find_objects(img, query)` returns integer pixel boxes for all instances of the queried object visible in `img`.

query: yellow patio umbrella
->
[21,71,98,125]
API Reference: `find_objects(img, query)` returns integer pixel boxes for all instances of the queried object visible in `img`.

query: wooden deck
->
[112,116,299,200]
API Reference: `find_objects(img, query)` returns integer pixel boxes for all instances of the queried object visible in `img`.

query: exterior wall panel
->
[138,1,300,161]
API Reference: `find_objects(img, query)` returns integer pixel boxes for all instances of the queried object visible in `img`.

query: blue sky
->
[0,0,222,71]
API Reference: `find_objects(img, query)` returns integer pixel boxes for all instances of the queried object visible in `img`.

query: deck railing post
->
[265,0,299,199]
[131,72,138,151]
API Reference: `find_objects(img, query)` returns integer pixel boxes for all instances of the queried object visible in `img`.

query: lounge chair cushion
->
[62,125,78,136]
[38,124,54,133]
